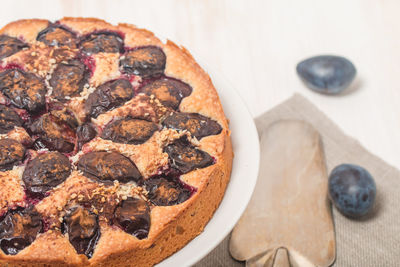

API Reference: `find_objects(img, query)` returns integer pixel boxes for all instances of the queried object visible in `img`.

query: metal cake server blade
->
[229,120,335,267]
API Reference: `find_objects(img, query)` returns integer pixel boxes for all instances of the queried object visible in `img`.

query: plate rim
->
[156,56,260,266]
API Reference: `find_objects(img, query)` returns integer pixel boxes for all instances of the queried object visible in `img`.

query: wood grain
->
[230,120,335,267]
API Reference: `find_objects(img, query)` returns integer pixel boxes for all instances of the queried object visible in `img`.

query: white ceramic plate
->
[157,63,260,266]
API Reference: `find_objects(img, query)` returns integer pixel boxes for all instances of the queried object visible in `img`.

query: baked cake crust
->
[0,17,232,267]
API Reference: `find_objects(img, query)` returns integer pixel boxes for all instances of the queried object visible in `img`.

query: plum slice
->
[162,112,222,140]
[0,206,42,255]
[0,105,23,134]
[139,77,192,110]
[113,197,150,239]
[145,177,191,206]
[0,35,28,60]
[164,137,214,174]
[79,32,124,55]
[76,123,97,149]
[101,118,158,145]
[0,69,46,113]
[62,206,100,258]
[85,79,134,118]
[49,60,89,101]
[0,139,25,171]
[29,113,76,153]
[49,106,79,129]
[36,24,77,48]
[120,47,166,78]
[22,151,71,195]
[77,151,141,184]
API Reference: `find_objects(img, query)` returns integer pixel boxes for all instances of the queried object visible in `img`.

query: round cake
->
[0,18,232,266]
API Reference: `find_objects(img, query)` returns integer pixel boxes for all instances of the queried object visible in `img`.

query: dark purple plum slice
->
[0,206,42,255]
[29,114,76,153]
[113,197,150,239]
[145,177,191,206]
[101,118,158,145]
[49,60,89,101]
[76,123,97,149]
[139,77,192,110]
[85,79,134,118]
[49,107,79,129]
[22,151,71,195]
[0,139,25,171]
[0,69,46,113]
[162,112,222,140]
[36,24,77,48]
[77,151,141,184]
[62,206,100,258]
[164,137,213,174]
[0,35,28,60]
[120,47,166,78]
[79,32,124,55]
[0,104,23,134]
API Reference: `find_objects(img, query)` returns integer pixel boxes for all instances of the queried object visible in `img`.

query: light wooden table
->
[1,0,398,169]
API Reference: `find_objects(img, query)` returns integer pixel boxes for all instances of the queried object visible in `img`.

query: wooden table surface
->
[1,0,399,169]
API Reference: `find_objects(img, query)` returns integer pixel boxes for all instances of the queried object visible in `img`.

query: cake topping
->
[76,123,97,149]
[101,118,158,145]
[36,24,77,48]
[29,114,76,153]
[0,35,28,60]
[78,151,142,184]
[140,77,192,110]
[0,105,23,134]
[113,197,150,239]
[145,177,191,206]
[49,106,79,129]
[120,47,166,78]
[62,206,100,258]
[0,69,47,113]
[85,79,134,118]
[22,151,71,195]
[79,32,124,55]
[0,206,42,255]
[0,18,227,264]
[162,112,222,140]
[0,139,25,171]
[49,60,89,101]
[164,138,214,174]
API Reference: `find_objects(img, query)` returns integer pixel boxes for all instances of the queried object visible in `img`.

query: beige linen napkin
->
[195,94,400,267]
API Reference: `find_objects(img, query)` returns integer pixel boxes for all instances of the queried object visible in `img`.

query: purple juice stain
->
[0,64,24,72]
[179,179,197,197]
[24,188,48,205]
[80,54,96,77]
[41,217,51,233]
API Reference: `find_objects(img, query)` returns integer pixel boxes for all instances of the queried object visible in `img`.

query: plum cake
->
[0,18,232,266]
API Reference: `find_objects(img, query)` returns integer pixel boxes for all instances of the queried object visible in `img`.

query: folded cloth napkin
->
[194,94,400,267]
